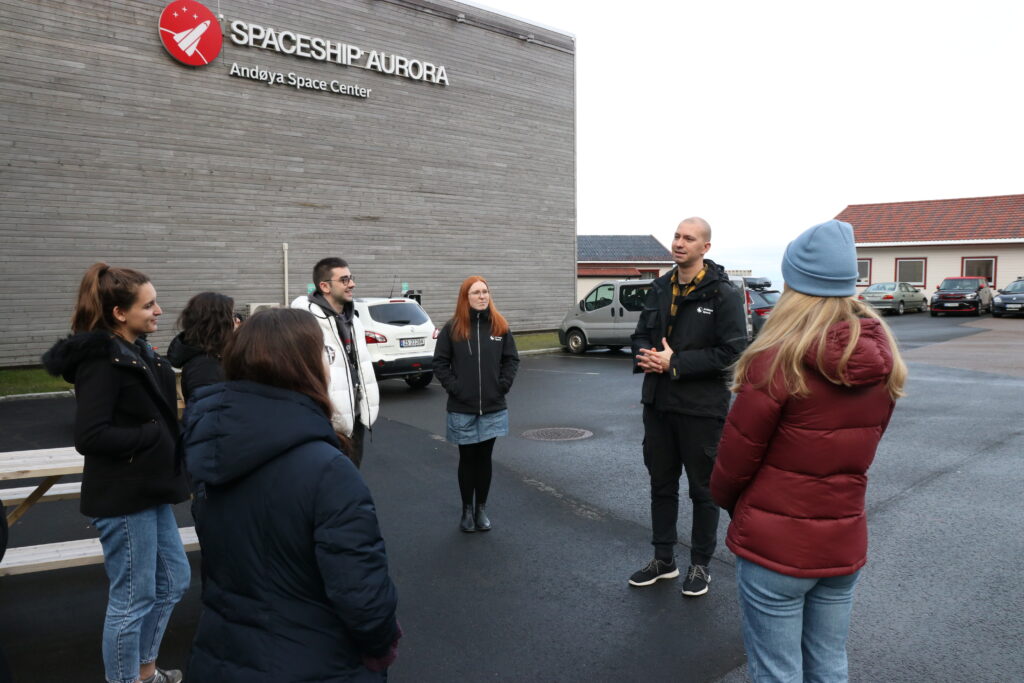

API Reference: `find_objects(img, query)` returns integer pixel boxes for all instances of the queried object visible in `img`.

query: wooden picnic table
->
[0,447,198,576]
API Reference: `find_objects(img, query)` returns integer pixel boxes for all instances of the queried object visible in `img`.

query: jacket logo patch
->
[490,336,503,341]
[697,307,714,315]
[325,345,336,364]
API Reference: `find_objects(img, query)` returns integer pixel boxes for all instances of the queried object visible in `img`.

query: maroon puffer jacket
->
[711,318,896,578]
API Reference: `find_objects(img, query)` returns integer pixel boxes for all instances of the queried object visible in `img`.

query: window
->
[619,283,652,312]
[367,302,429,325]
[962,257,996,287]
[895,258,925,286]
[857,259,871,285]
[583,284,614,311]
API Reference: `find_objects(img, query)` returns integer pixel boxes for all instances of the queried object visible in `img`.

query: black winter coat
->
[41,331,189,517]
[432,309,519,415]
[183,381,399,682]
[167,333,224,402]
[631,260,749,418]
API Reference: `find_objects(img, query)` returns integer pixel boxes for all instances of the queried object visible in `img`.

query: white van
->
[558,280,653,354]
[559,276,753,354]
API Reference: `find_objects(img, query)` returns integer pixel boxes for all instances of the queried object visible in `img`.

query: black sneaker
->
[681,564,711,597]
[628,558,679,586]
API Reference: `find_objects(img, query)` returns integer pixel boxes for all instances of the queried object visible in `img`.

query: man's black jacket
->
[631,259,748,418]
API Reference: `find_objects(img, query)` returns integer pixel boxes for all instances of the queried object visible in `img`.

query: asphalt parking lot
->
[1,312,1021,682]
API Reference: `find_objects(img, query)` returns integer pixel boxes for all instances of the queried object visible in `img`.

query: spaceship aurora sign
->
[159,0,223,66]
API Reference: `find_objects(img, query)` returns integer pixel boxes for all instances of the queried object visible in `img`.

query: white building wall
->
[856,244,1024,291]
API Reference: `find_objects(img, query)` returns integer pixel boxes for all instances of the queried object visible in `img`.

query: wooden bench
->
[0,526,199,577]
[1,481,82,506]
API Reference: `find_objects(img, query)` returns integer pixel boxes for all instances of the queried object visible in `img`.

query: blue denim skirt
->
[446,409,509,445]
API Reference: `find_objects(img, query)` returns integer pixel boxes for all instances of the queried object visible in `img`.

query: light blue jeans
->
[93,505,191,683]
[736,556,860,683]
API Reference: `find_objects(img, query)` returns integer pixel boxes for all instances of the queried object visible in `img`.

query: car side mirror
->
[579,300,585,311]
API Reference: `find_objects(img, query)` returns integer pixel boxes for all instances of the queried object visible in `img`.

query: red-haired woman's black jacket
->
[42,331,189,517]
[432,309,519,415]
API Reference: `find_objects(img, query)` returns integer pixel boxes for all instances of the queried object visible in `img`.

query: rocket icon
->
[173,20,211,57]
[157,1,222,67]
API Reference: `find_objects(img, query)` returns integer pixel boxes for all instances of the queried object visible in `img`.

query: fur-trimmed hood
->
[42,331,122,383]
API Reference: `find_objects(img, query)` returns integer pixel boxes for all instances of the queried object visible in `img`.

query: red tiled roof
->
[578,267,643,277]
[835,194,1024,243]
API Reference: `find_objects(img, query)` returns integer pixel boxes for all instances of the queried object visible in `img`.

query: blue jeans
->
[736,557,860,683]
[93,505,191,683]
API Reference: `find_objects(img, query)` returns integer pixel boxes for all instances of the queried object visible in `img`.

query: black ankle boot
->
[474,504,491,532]
[460,505,476,533]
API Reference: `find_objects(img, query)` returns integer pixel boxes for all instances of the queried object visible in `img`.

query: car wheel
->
[404,372,433,389]
[565,329,588,355]
[896,301,905,316]
[973,302,982,316]
[606,345,623,352]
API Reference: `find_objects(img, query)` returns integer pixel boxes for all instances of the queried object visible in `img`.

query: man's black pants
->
[642,405,723,566]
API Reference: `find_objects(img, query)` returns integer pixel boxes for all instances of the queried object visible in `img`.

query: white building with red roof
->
[835,194,1024,290]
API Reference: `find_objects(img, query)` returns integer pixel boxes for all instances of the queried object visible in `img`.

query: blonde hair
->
[731,290,907,400]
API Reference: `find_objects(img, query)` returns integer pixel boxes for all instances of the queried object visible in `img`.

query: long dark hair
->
[71,263,150,334]
[222,308,332,419]
[450,275,509,342]
[177,292,235,356]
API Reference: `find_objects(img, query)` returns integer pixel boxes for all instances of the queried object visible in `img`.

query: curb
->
[0,390,75,402]
[518,347,564,356]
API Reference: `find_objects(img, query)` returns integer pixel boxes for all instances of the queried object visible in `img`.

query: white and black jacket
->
[291,294,380,436]
[432,309,519,415]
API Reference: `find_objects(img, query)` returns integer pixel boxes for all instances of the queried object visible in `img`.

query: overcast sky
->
[466,0,1023,285]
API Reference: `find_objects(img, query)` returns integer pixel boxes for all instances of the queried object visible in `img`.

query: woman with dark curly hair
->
[167,292,236,402]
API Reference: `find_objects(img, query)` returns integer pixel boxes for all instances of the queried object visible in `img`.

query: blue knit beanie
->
[781,220,858,297]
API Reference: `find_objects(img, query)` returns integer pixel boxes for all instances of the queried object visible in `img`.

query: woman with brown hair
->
[42,263,190,683]
[182,307,400,681]
[432,276,520,533]
[167,292,236,403]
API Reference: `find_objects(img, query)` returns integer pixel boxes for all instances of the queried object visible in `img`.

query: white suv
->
[353,297,438,388]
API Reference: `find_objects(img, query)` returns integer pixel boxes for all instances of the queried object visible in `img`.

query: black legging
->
[458,438,495,506]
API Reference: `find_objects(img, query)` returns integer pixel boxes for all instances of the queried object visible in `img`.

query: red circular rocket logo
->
[158,1,222,66]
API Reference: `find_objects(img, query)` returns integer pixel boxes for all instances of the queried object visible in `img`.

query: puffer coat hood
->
[182,381,399,681]
[711,317,898,578]
[184,381,340,486]
[42,330,125,382]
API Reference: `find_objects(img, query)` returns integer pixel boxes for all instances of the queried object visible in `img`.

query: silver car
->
[857,282,928,315]
[559,280,652,353]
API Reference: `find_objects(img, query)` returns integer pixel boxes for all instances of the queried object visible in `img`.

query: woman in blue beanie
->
[711,220,907,682]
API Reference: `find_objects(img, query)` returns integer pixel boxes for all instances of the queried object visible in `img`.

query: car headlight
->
[964,293,978,300]
[993,296,1003,303]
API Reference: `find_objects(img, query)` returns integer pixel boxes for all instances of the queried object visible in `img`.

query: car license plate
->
[400,337,425,348]
[944,303,959,307]
[1008,304,1022,310]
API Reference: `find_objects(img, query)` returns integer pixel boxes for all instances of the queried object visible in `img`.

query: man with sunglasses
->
[291,257,379,467]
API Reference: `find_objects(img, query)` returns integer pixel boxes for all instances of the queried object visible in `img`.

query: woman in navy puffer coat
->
[182,308,400,682]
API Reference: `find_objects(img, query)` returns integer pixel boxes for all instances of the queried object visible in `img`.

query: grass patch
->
[514,331,561,352]
[0,367,72,397]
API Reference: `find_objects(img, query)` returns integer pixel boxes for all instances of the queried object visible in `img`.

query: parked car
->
[559,279,653,354]
[929,276,994,316]
[857,282,928,315]
[354,296,437,388]
[743,277,780,337]
[992,278,1024,318]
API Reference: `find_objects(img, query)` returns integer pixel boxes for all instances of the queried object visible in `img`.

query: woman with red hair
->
[432,276,520,533]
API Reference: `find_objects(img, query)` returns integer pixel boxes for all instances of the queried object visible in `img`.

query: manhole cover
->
[521,427,593,442]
